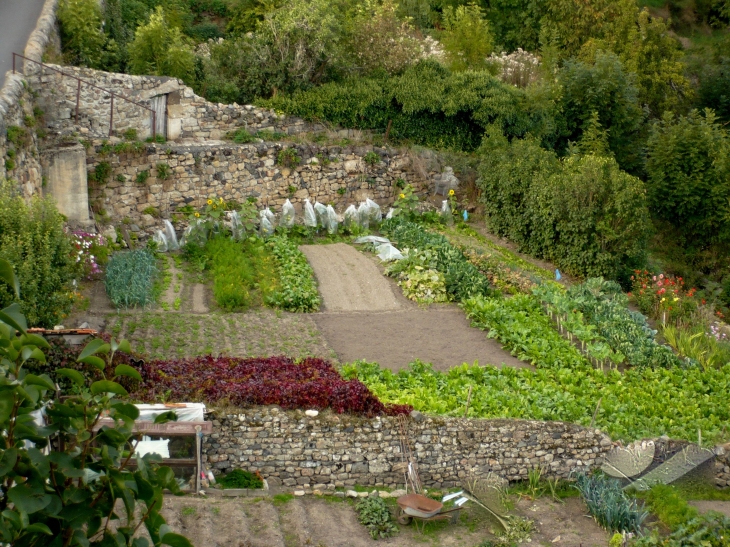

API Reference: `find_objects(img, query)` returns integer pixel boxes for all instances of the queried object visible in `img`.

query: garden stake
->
[590,398,602,428]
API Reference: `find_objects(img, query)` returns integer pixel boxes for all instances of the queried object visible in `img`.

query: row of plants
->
[380,217,493,302]
[104,248,159,309]
[342,360,730,443]
[575,473,648,534]
[266,236,320,312]
[463,295,589,370]
[384,249,448,304]
[534,279,683,369]
[132,355,412,417]
[202,236,279,311]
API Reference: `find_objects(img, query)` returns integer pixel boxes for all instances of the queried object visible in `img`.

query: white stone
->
[294,490,305,496]
[305,410,319,417]
[345,490,358,498]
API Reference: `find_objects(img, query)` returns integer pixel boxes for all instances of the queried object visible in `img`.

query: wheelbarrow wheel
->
[396,507,412,525]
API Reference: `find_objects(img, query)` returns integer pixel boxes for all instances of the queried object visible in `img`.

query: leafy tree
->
[440,3,494,71]
[226,0,283,35]
[581,9,693,118]
[203,0,345,101]
[0,261,192,547]
[646,110,730,251]
[128,6,196,82]
[485,0,543,52]
[557,51,644,174]
[57,0,106,68]
[344,0,423,76]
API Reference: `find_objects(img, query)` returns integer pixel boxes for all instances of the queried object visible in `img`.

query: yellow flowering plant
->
[393,184,420,219]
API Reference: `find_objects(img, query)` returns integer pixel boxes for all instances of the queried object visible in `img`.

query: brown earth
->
[158,493,610,547]
[689,500,730,518]
[302,243,528,371]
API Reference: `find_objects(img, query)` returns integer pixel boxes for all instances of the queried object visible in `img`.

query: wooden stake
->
[464,385,473,418]
[590,398,602,428]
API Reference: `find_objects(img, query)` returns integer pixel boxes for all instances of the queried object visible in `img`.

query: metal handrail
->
[12,52,156,139]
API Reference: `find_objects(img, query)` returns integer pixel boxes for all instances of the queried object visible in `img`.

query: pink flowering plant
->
[71,230,109,279]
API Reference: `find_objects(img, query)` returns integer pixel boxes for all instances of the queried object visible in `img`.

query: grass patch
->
[641,484,698,530]
[217,469,264,489]
[272,493,295,506]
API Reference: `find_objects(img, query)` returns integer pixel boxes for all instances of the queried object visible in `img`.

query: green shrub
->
[266,236,320,312]
[217,469,263,489]
[633,512,730,546]
[58,0,106,67]
[575,473,648,533]
[478,133,651,282]
[266,60,557,152]
[156,162,171,180]
[123,128,138,140]
[227,128,255,143]
[277,148,301,168]
[105,249,158,308]
[93,161,112,183]
[355,497,398,540]
[0,183,79,327]
[4,159,15,171]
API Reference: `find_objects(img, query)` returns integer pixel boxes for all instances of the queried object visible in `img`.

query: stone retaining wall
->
[202,408,613,490]
[716,448,730,488]
[30,66,319,141]
[85,140,426,228]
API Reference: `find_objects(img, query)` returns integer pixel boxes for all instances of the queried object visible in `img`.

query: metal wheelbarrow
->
[395,493,466,531]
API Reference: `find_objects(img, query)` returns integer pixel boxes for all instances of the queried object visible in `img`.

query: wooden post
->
[463,385,473,418]
[384,119,393,143]
[195,425,202,494]
[75,80,81,123]
[590,397,602,428]
[109,93,114,137]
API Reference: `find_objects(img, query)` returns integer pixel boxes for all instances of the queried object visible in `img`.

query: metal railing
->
[12,52,156,139]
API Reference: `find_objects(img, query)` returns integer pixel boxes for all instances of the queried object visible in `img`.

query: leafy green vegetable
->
[266,236,320,312]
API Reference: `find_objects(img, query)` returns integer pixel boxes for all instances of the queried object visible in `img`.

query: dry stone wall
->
[716,448,730,488]
[203,408,613,490]
[30,66,319,141]
[85,140,424,228]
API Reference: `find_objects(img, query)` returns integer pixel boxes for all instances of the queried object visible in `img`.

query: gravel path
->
[302,243,529,371]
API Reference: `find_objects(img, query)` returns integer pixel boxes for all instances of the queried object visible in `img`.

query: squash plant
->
[0,259,191,547]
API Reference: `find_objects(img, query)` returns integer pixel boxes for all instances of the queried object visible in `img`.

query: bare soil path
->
[160,494,610,547]
[301,243,529,372]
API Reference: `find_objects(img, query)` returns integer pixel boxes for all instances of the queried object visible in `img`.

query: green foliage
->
[363,151,380,165]
[381,217,494,301]
[697,56,730,124]
[6,126,28,147]
[57,0,106,67]
[643,484,699,530]
[633,512,730,546]
[156,162,171,180]
[266,235,320,312]
[0,261,190,547]
[226,0,283,35]
[205,235,279,309]
[105,249,159,309]
[136,169,150,184]
[128,6,196,82]
[575,474,648,533]
[0,184,79,327]
[440,3,494,72]
[557,51,644,173]
[267,60,557,151]
[93,161,112,184]
[4,159,15,172]
[277,148,301,167]
[386,249,449,303]
[355,497,398,540]
[478,133,651,281]
[217,469,264,489]
[662,325,730,370]
[464,294,589,369]
[534,279,683,369]
[646,110,730,254]
[343,357,730,442]
[228,128,256,143]
[123,128,139,140]
[205,237,255,311]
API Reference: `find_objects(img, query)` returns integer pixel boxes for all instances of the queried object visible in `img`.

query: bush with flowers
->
[71,230,109,279]
[630,270,699,327]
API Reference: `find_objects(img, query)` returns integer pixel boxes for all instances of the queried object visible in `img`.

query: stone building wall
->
[85,140,425,228]
[716,448,730,488]
[0,0,58,196]
[202,407,613,490]
[30,66,321,141]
